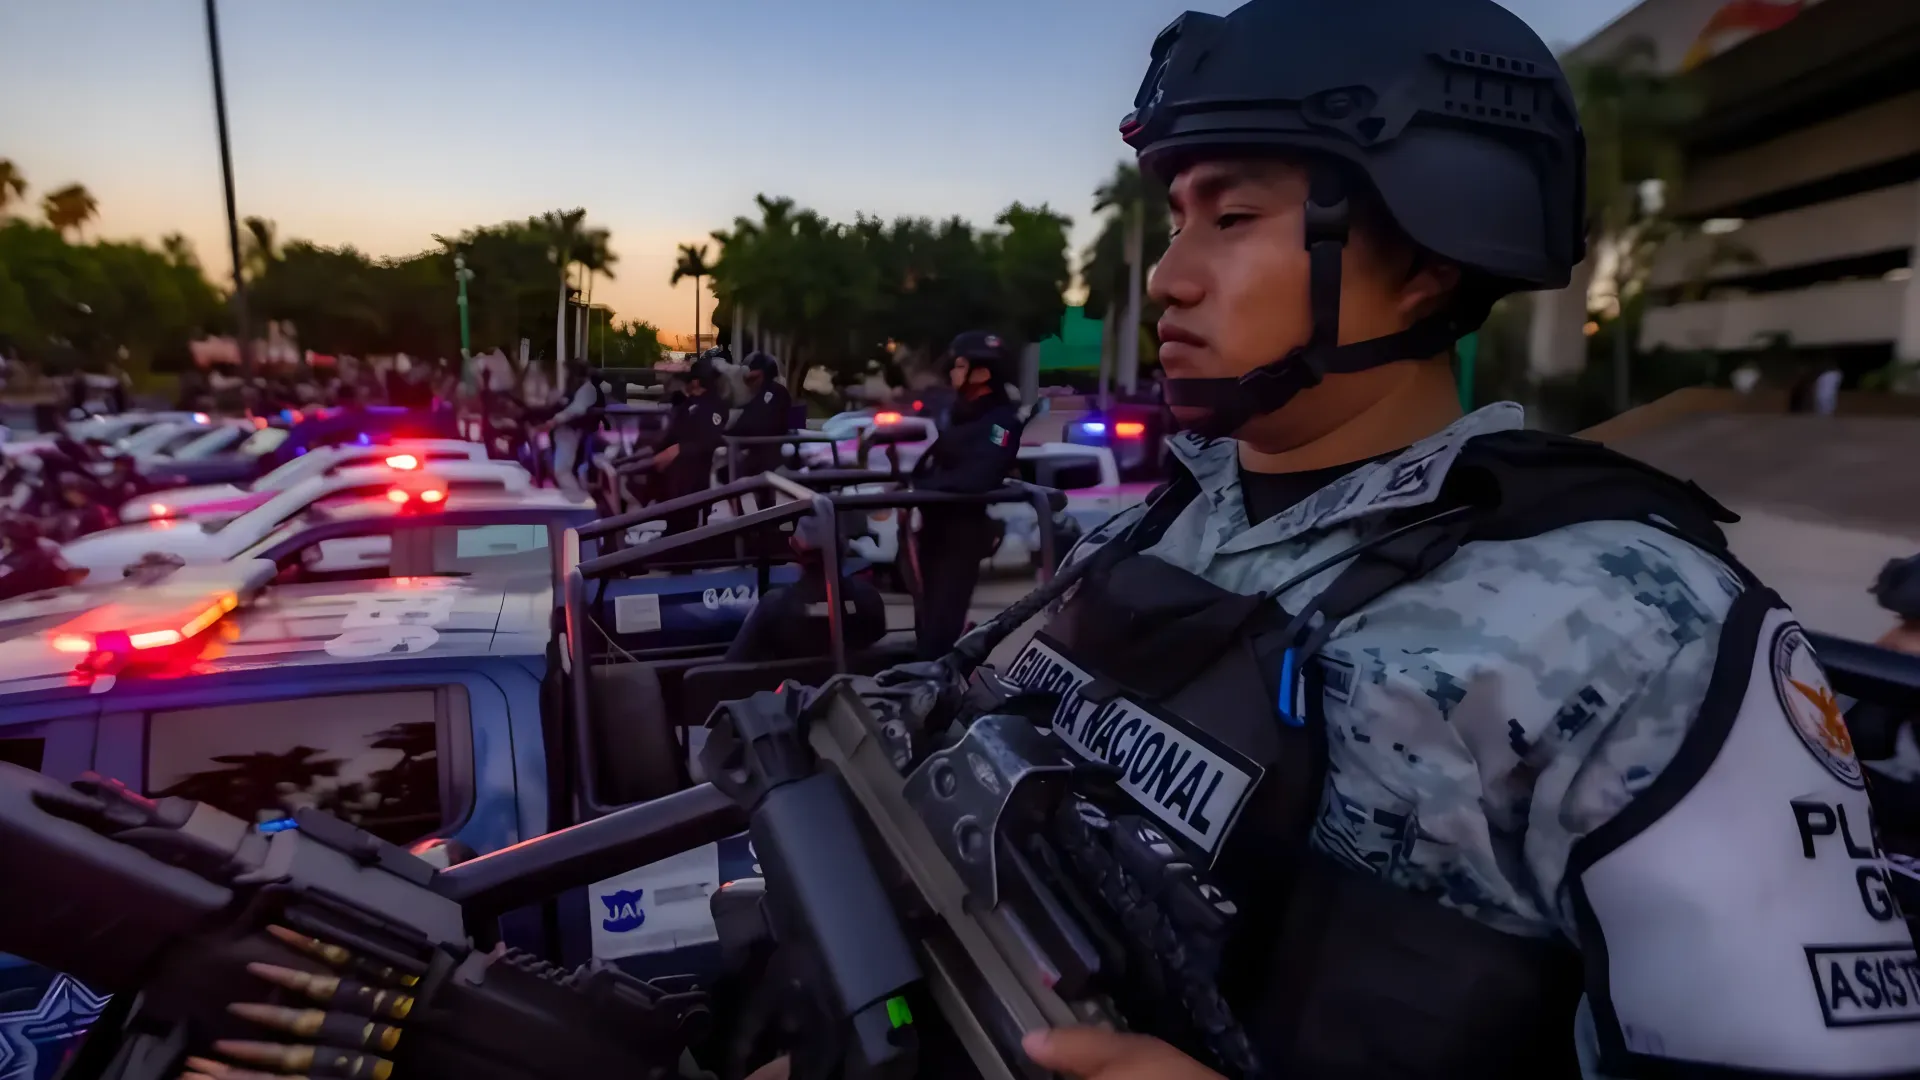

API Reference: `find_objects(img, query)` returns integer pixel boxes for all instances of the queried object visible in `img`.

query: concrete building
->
[1530,0,1920,380]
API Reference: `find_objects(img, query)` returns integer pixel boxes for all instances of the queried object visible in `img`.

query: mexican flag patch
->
[989,424,1012,448]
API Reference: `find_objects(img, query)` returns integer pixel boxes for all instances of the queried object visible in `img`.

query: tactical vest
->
[1005,429,1756,1079]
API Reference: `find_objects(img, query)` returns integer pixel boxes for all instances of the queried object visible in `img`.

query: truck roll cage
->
[560,468,1062,817]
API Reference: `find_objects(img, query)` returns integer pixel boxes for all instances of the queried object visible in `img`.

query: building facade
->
[1530,0,1920,380]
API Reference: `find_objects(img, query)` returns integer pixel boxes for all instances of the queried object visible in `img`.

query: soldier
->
[910,331,1024,660]
[999,1,1920,1078]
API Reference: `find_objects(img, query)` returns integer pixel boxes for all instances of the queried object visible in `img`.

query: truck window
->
[0,735,44,771]
[281,535,394,584]
[1040,458,1104,491]
[431,524,550,576]
[146,687,467,846]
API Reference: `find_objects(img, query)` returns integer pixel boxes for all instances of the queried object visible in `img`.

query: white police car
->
[123,439,496,523]
[62,460,561,577]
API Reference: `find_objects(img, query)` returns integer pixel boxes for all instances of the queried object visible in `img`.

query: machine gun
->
[0,505,1256,1080]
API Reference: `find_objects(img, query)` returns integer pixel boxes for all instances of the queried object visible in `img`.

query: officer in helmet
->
[726,352,794,509]
[649,356,726,534]
[1001,3,1918,1079]
[909,330,1023,660]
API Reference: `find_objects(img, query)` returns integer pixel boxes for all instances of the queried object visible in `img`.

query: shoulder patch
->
[989,424,1012,448]
[710,411,722,426]
[1772,624,1863,789]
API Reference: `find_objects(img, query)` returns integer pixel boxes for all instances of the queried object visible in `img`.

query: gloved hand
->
[1873,553,1920,621]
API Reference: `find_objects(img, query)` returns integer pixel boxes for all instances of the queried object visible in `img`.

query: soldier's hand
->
[1023,1028,1225,1080]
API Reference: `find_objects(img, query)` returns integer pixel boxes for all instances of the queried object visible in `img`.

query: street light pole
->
[203,0,253,374]
[455,254,475,390]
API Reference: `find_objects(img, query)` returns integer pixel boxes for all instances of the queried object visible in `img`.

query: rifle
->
[0,541,1257,1080]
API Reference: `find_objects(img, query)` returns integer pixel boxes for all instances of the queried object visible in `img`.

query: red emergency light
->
[388,486,447,507]
[50,592,239,657]
[385,454,421,470]
[874,411,904,426]
[1114,421,1147,438]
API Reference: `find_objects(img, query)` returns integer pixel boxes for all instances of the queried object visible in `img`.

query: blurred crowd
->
[173,354,455,417]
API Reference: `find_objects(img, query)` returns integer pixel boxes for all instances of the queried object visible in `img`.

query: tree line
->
[1,37,1713,410]
[698,195,1074,390]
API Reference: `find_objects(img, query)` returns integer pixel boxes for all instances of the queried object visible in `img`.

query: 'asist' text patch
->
[1007,638,1261,858]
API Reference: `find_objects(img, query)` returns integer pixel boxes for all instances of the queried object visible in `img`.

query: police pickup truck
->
[0,467,1066,1080]
[122,440,495,523]
[60,459,543,576]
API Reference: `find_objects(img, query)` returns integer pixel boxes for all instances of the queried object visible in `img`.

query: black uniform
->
[657,392,726,535]
[910,392,1023,659]
[727,379,794,510]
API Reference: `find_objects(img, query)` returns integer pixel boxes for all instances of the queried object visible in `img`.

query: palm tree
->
[0,159,26,219]
[576,227,616,363]
[671,243,714,352]
[161,232,198,267]
[41,182,99,240]
[536,208,587,380]
[1568,36,1700,412]
[241,216,278,281]
[1085,163,1169,400]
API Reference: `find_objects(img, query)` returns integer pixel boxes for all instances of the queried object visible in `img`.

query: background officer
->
[649,357,726,535]
[726,351,793,510]
[534,357,602,500]
[909,330,1023,660]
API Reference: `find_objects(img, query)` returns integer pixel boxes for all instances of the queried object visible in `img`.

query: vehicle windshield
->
[203,478,354,538]
[1018,452,1104,490]
[171,427,243,461]
[236,427,291,459]
[248,446,325,491]
[119,424,193,457]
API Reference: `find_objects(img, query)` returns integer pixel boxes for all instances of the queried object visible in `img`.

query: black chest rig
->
[1006,430,1752,1080]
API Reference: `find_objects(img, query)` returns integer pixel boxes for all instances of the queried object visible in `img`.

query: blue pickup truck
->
[0,498,844,1080]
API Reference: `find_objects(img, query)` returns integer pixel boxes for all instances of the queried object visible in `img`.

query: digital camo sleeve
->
[1536,546,1920,1076]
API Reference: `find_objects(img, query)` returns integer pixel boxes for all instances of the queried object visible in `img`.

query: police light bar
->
[1080,421,1107,436]
[874,411,904,425]
[192,412,211,424]
[385,453,421,470]
[45,561,272,663]
[1114,421,1147,438]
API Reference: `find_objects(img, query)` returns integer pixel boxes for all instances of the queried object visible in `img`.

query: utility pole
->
[203,0,253,374]
[455,254,474,389]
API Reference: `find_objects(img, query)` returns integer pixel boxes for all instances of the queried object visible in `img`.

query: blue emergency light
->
[257,817,299,834]
[1080,421,1107,436]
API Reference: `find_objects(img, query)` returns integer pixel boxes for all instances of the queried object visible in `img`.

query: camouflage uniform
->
[1073,402,1742,946]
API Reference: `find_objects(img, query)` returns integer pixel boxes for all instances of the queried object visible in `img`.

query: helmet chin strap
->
[1161,165,1478,441]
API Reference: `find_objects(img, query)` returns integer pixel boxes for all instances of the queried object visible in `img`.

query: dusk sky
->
[2,0,1637,340]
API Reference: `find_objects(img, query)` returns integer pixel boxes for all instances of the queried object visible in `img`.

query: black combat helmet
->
[947,330,1017,390]
[1122,0,1586,434]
